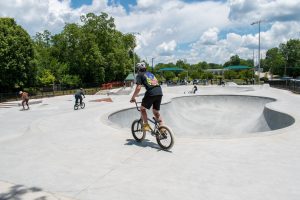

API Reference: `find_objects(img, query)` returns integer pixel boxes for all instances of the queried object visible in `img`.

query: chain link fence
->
[0,87,101,103]
[268,79,300,94]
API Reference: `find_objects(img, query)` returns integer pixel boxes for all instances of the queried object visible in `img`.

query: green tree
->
[49,12,137,85]
[263,47,285,76]
[164,71,175,81]
[224,70,237,80]
[279,39,300,77]
[239,70,253,82]
[61,74,81,88]
[38,69,55,86]
[223,55,241,67]
[0,18,35,91]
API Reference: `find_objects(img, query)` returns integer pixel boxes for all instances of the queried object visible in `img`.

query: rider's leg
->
[26,99,29,109]
[22,100,25,110]
[140,105,151,131]
[79,96,83,104]
[153,109,163,126]
[140,106,148,124]
[75,96,79,104]
[152,95,163,126]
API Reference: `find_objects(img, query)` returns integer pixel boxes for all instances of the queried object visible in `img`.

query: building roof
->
[224,65,252,70]
[124,73,135,81]
[158,67,184,72]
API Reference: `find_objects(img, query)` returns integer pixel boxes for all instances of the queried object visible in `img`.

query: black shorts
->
[142,95,162,110]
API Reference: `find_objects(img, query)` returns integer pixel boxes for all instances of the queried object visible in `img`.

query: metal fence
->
[0,88,101,103]
[268,79,300,93]
[0,81,128,103]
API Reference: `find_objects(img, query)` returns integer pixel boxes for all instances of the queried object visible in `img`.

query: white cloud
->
[0,0,299,65]
[156,40,177,56]
[114,0,230,63]
[199,27,220,45]
[228,0,300,23]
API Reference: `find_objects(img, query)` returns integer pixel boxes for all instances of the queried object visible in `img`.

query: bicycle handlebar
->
[134,101,141,111]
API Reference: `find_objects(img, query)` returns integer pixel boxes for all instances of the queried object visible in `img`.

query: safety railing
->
[268,79,300,94]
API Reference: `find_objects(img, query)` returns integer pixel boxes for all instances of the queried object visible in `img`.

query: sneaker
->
[142,123,151,132]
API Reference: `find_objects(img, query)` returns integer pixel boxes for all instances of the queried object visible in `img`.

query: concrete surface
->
[0,84,300,200]
[109,95,295,138]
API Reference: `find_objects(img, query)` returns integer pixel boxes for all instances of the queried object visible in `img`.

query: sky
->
[1,0,300,65]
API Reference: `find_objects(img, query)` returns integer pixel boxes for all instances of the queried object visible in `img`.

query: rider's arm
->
[81,91,85,98]
[130,84,142,102]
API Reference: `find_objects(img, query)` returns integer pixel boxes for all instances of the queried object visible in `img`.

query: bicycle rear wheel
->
[131,119,146,142]
[74,104,79,110]
[156,125,174,150]
[80,102,85,109]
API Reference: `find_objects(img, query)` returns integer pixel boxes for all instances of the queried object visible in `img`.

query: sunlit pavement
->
[0,85,300,200]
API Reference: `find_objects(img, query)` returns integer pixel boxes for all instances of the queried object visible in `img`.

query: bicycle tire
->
[156,125,174,150]
[131,119,146,142]
[74,104,79,110]
[80,102,85,109]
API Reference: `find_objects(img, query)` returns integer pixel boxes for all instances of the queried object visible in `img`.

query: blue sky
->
[71,0,93,8]
[1,0,299,64]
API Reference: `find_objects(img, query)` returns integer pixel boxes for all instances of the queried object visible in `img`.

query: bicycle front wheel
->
[80,102,85,109]
[131,119,146,142]
[156,125,174,150]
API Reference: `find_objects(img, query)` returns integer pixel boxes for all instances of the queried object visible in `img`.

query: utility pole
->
[251,20,263,84]
[284,53,288,77]
[151,57,154,73]
[252,49,255,84]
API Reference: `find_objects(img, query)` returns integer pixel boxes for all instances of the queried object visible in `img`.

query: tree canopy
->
[1,13,300,92]
[0,18,35,92]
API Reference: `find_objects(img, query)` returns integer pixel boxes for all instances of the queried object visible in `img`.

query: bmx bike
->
[131,101,174,150]
[74,101,85,110]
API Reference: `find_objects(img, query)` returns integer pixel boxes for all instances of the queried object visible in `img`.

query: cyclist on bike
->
[75,88,85,105]
[130,62,163,131]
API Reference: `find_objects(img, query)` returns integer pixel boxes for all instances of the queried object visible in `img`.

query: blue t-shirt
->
[136,72,163,96]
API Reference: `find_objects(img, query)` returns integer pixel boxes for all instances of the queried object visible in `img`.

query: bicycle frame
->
[131,101,174,150]
[134,101,160,133]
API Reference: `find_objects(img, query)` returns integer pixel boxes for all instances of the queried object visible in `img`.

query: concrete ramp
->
[108,95,295,138]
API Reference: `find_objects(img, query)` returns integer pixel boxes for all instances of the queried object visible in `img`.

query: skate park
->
[0,84,300,200]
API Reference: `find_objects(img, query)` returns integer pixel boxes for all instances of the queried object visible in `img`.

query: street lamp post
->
[252,49,255,84]
[284,53,288,77]
[251,20,263,84]
[151,57,154,73]
[133,48,136,83]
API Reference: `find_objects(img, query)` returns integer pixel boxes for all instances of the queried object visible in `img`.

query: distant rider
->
[193,85,198,94]
[75,88,85,105]
[130,62,164,131]
[19,91,30,110]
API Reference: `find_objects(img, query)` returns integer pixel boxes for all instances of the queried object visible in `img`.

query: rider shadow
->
[125,139,172,153]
